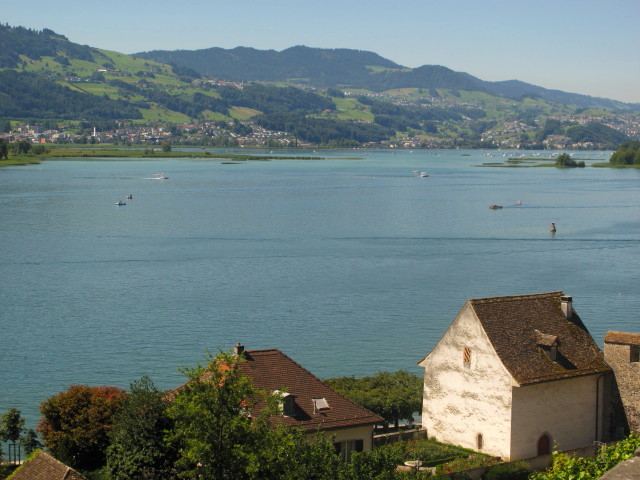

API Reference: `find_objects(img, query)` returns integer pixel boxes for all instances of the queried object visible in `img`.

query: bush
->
[484,460,531,480]
[436,454,500,475]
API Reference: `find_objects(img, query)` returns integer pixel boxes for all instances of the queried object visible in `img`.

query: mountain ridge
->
[134,45,637,111]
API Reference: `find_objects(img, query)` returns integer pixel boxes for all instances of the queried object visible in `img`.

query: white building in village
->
[419,291,612,461]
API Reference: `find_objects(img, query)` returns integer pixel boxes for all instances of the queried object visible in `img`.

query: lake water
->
[1,148,639,428]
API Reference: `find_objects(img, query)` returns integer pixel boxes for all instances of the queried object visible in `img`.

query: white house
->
[419,292,611,461]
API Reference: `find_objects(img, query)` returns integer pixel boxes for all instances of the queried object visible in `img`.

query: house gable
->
[420,302,515,457]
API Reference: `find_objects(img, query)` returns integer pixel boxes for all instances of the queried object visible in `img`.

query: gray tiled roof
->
[470,291,610,385]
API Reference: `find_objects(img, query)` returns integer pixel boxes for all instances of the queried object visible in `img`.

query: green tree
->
[0,408,25,445]
[167,351,275,479]
[609,140,640,166]
[555,153,584,168]
[106,376,177,480]
[325,370,422,429]
[37,385,126,471]
[0,138,8,161]
[161,141,172,152]
[0,408,40,463]
[10,139,31,155]
[167,351,350,480]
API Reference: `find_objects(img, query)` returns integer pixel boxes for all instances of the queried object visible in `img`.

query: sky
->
[3,0,639,103]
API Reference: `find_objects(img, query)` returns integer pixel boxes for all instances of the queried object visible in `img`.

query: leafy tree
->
[161,141,172,152]
[609,140,640,166]
[37,384,126,471]
[325,370,422,429]
[555,153,585,168]
[166,351,275,479]
[167,351,352,480]
[0,139,8,159]
[0,408,25,445]
[106,376,177,480]
[0,408,40,462]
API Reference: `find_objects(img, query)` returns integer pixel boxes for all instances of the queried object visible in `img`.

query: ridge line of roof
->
[469,291,564,304]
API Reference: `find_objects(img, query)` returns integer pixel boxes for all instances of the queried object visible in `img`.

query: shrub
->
[436,454,500,475]
[484,460,531,480]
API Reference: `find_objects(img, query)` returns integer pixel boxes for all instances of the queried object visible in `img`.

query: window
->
[631,346,640,363]
[476,433,483,450]
[463,347,471,368]
[549,345,558,361]
[312,397,330,413]
[274,390,296,416]
[334,439,364,461]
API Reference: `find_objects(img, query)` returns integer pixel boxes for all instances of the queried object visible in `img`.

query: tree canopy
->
[325,370,422,428]
[609,140,640,165]
[37,385,126,471]
[105,377,177,480]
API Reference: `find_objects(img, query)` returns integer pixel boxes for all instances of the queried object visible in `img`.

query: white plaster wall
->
[510,374,601,460]
[419,304,514,459]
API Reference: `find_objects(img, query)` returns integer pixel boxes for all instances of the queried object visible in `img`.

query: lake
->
[1,148,639,428]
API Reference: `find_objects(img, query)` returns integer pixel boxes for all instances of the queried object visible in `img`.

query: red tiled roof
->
[469,291,610,385]
[238,349,383,432]
[604,331,640,346]
[9,450,86,480]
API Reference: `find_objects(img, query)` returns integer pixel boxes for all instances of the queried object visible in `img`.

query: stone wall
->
[604,341,640,433]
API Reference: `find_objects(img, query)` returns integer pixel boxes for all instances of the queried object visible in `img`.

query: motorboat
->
[420,172,429,177]
[488,204,503,209]
[153,173,168,180]
[115,201,126,206]
[125,194,133,199]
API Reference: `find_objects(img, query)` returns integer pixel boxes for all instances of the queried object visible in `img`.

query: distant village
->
[1,108,638,151]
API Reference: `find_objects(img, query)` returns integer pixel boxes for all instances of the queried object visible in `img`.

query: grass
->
[0,147,325,167]
[229,106,261,120]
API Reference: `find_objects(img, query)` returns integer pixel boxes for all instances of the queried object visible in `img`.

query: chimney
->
[233,343,245,356]
[560,296,573,319]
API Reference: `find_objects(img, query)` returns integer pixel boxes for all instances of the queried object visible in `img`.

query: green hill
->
[0,23,637,148]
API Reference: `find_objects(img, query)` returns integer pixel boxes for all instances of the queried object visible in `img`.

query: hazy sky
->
[4,0,639,103]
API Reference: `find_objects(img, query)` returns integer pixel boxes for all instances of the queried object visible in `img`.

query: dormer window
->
[631,346,640,363]
[273,390,297,416]
[535,330,560,362]
[282,394,296,416]
[312,397,330,413]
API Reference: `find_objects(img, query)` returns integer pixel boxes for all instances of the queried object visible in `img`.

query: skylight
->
[312,397,330,413]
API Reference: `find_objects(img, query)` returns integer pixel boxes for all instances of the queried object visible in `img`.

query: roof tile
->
[469,291,610,385]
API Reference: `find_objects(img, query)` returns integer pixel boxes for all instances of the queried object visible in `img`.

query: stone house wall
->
[604,341,640,433]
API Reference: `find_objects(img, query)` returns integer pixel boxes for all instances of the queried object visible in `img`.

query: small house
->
[419,292,611,460]
[234,344,383,459]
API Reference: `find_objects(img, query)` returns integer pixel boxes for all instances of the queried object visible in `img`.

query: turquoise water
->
[1,149,639,427]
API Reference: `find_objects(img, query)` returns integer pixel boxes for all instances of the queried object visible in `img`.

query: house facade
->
[419,292,612,461]
[604,331,640,434]
[234,344,383,458]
